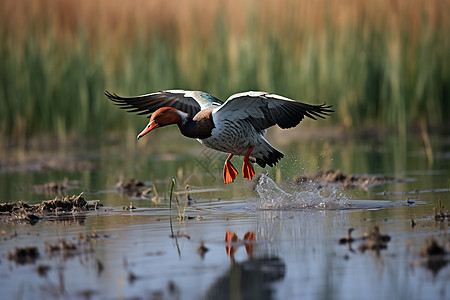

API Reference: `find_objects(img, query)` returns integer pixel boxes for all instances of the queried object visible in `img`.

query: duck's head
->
[137,107,188,140]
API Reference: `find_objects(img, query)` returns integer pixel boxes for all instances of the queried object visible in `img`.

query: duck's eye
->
[159,113,164,117]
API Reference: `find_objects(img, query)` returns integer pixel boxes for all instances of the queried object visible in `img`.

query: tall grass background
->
[0,0,449,143]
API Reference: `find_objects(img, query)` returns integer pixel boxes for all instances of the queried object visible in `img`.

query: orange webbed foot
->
[242,160,255,180]
[223,154,238,184]
[242,146,255,180]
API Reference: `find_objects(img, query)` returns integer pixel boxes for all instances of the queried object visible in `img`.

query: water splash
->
[255,174,351,210]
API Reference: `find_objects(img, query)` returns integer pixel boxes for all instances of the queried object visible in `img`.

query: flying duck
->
[105,90,333,184]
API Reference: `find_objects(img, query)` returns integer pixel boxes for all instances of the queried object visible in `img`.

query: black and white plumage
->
[106,90,223,117]
[106,90,333,184]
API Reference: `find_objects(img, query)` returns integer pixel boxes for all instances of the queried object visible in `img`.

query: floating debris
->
[122,205,136,210]
[36,265,51,277]
[434,198,450,221]
[96,259,104,275]
[406,198,416,204]
[45,239,78,255]
[8,247,39,264]
[178,215,196,221]
[197,241,209,259]
[359,225,391,253]
[0,193,102,224]
[116,177,150,197]
[128,271,139,284]
[118,178,144,189]
[294,169,396,189]
[169,232,190,240]
[38,193,89,213]
[77,231,110,244]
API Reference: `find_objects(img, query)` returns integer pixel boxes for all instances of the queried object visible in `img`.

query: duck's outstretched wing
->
[213,91,333,131]
[105,90,223,117]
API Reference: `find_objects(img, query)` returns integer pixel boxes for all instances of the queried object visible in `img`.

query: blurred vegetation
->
[0,0,449,142]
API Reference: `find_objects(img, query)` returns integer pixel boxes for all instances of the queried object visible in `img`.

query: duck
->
[105,90,333,184]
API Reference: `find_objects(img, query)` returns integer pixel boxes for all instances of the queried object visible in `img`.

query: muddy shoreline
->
[0,193,102,224]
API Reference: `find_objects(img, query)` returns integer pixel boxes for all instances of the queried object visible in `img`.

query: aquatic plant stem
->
[169,178,176,238]
[182,185,189,219]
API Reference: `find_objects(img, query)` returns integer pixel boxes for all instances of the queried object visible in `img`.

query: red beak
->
[137,121,159,140]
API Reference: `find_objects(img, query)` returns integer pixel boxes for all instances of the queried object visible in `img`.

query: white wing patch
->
[165,89,190,94]
[226,91,266,101]
[226,91,295,102]
[164,90,204,101]
[265,94,295,102]
[163,90,218,110]
[186,91,209,110]
[183,91,202,103]
[138,91,166,97]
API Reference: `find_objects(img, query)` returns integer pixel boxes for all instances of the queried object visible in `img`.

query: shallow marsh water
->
[1,131,450,299]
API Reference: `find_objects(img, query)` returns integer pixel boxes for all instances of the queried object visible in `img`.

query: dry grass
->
[3,0,446,41]
[0,0,449,140]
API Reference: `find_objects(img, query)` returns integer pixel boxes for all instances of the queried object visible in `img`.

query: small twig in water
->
[182,185,190,218]
[169,179,176,237]
[168,178,181,258]
[152,183,160,204]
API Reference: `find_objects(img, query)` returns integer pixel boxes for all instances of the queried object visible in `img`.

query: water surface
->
[1,132,449,299]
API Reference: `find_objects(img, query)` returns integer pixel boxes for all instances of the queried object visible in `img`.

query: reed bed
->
[0,0,449,141]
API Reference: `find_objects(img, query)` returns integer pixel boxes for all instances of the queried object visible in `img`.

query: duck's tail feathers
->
[252,146,284,168]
